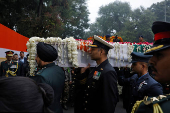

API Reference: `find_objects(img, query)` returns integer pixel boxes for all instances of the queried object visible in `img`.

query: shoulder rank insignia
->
[143,95,167,105]
[131,95,168,113]
[36,72,41,74]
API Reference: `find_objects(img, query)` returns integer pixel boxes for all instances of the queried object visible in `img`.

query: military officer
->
[131,21,170,113]
[29,42,65,113]
[74,35,119,113]
[0,51,20,77]
[118,52,163,113]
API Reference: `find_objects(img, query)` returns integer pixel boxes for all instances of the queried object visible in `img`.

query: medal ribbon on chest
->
[138,81,147,91]
[93,71,101,80]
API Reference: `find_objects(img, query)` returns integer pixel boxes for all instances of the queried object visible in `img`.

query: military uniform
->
[29,42,65,113]
[30,63,65,113]
[119,52,163,113]
[131,21,170,113]
[75,59,119,113]
[132,95,170,113]
[121,73,163,113]
[0,51,20,77]
[74,35,119,113]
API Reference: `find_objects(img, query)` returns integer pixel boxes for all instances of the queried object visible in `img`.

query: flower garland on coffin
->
[76,39,153,67]
[26,37,79,76]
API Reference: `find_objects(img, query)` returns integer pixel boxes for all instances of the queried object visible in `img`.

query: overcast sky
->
[87,0,165,23]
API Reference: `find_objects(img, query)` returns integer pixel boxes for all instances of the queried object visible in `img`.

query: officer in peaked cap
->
[0,51,20,77]
[5,51,14,57]
[74,35,119,113]
[118,52,163,113]
[29,42,65,113]
[145,21,170,83]
[131,21,170,113]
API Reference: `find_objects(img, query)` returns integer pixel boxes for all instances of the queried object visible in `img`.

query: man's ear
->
[101,49,105,55]
[142,63,147,69]
[142,64,145,69]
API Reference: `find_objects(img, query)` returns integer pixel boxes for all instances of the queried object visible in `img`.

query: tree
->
[84,22,103,39]
[85,2,156,42]
[149,0,170,22]
[62,0,89,39]
[0,0,89,38]
[128,7,156,42]
[97,1,132,35]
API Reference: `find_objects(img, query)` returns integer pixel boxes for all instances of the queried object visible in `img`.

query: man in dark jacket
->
[74,35,119,113]
[21,54,29,76]
[29,42,65,113]
[118,52,163,113]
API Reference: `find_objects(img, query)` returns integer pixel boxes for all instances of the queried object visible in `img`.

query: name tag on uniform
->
[10,65,17,69]
[93,71,101,80]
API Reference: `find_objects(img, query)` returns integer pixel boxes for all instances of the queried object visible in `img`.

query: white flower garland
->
[26,37,40,76]
[26,37,79,76]
[127,43,134,64]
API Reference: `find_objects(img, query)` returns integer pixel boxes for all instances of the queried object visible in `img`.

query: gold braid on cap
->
[145,45,164,53]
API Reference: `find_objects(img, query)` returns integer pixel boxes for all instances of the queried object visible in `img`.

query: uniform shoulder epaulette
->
[36,67,47,75]
[131,94,170,113]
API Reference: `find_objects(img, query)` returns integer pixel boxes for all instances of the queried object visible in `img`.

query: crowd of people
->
[0,21,170,113]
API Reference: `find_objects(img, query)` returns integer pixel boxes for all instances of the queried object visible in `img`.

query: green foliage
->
[0,0,89,38]
[85,0,169,42]
[97,1,131,34]
[62,0,89,39]
[1,0,170,42]
[149,0,170,22]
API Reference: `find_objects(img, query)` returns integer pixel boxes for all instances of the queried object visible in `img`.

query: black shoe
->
[62,104,68,110]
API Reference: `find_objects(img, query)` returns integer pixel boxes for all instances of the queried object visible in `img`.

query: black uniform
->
[0,60,21,77]
[74,59,119,113]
